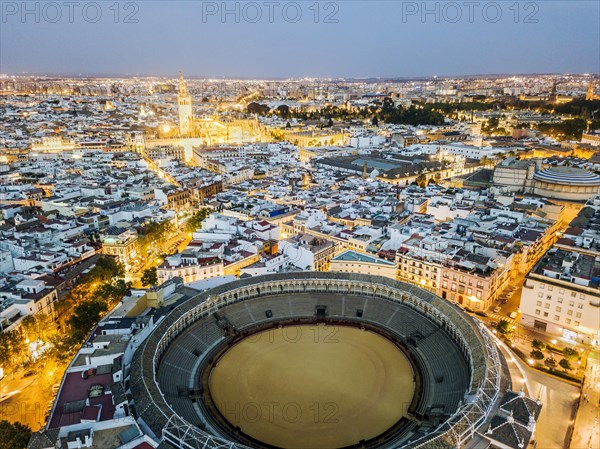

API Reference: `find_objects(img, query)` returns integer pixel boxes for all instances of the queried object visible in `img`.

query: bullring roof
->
[533,166,600,186]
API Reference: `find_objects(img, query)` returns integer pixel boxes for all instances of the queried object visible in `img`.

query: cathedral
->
[586,80,599,101]
[176,72,263,144]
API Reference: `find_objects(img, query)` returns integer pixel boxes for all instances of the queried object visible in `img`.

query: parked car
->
[493,306,501,313]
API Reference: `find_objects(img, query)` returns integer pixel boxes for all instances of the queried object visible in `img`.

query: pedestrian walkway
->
[489,313,515,324]
[570,350,600,449]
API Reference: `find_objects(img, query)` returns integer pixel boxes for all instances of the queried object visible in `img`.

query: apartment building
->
[101,227,138,269]
[520,248,599,345]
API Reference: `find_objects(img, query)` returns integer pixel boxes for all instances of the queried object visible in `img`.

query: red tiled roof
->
[133,443,154,449]
[82,405,101,421]
[49,371,115,429]
[556,237,576,246]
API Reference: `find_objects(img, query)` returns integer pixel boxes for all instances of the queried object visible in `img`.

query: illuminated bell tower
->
[549,80,558,104]
[586,81,594,101]
[178,71,193,136]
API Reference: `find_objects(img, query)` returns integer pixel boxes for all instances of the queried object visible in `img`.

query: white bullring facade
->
[493,160,600,201]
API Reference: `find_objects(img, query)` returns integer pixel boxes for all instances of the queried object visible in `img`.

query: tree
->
[559,358,573,372]
[67,299,108,343]
[415,173,427,188]
[185,209,211,233]
[562,347,578,360]
[371,116,379,127]
[138,220,175,254]
[496,319,512,335]
[530,350,544,360]
[0,331,27,370]
[94,279,131,303]
[0,420,31,449]
[480,156,493,167]
[46,333,77,363]
[276,104,290,119]
[84,256,125,284]
[531,339,546,351]
[141,267,158,287]
[536,118,587,140]
[246,102,270,116]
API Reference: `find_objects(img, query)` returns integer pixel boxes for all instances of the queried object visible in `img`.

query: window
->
[567,310,573,316]
[576,312,582,318]
[559,288,565,294]
[578,304,583,309]
[546,295,552,300]
[544,303,550,309]
[556,307,561,312]
[543,312,548,317]
[536,301,542,306]
[554,315,560,321]
[580,294,586,300]
[540,284,545,290]
[571,292,577,297]
[558,297,563,303]
[548,285,553,291]
[574,321,580,326]
[538,292,543,298]
[569,301,575,307]
[566,318,571,324]
[535,309,540,315]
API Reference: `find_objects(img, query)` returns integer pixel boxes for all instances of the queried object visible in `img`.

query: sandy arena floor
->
[208,324,415,448]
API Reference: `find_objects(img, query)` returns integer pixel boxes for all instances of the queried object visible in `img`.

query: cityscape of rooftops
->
[0,1,599,449]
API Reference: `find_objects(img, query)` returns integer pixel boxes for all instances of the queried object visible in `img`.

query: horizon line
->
[1,71,598,82]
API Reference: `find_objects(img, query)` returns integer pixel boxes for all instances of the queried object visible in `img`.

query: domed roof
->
[533,166,600,186]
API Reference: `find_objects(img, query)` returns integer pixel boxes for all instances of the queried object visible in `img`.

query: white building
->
[520,248,599,346]
[407,142,514,159]
[330,250,396,280]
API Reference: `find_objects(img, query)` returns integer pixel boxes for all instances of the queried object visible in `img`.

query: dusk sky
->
[1,1,599,78]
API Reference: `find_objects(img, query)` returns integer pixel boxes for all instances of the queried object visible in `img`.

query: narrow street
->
[0,362,65,431]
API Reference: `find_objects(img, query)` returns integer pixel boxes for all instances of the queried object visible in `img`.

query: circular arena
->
[130,273,507,449]
[533,166,600,201]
